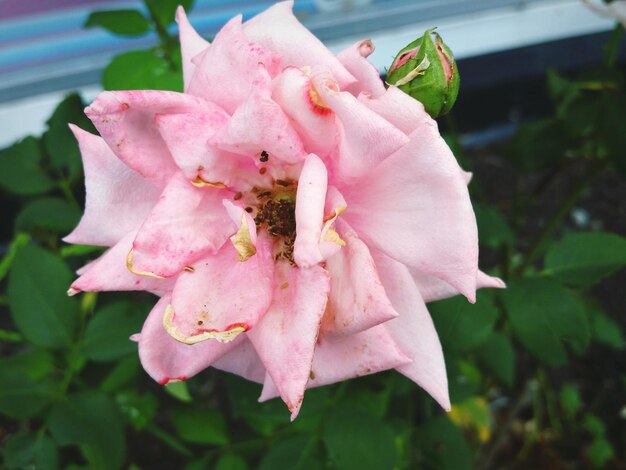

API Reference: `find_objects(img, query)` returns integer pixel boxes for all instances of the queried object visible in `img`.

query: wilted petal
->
[176,6,210,91]
[322,223,398,336]
[372,250,450,410]
[130,173,234,278]
[312,73,409,183]
[137,296,241,384]
[165,234,274,344]
[337,39,386,98]
[187,16,281,114]
[244,1,355,88]
[69,230,175,295]
[64,125,160,247]
[86,90,213,187]
[248,263,330,419]
[342,125,479,301]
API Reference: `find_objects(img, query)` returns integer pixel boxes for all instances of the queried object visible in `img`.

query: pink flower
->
[65,1,503,419]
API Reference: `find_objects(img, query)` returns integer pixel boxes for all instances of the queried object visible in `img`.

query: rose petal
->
[294,154,328,268]
[322,222,399,336]
[413,269,506,303]
[86,90,213,187]
[187,15,281,114]
[312,73,409,184]
[130,172,235,278]
[248,263,330,419]
[244,1,355,89]
[372,250,451,411]
[342,125,479,301]
[213,66,307,165]
[63,125,160,247]
[212,338,266,383]
[69,230,175,296]
[165,233,274,343]
[272,67,338,158]
[137,296,241,384]
[176,6,210,91]
[337,39,386,98]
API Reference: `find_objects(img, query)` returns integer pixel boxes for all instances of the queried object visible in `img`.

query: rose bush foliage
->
[65,1,502,418]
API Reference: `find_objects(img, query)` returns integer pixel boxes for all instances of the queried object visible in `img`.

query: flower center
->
[243,180,298,265]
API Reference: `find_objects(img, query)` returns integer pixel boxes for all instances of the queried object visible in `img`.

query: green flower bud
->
[387,30,460,118]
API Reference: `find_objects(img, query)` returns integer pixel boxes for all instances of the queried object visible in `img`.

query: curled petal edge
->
[126,249,166,279]
[163,304,248,345]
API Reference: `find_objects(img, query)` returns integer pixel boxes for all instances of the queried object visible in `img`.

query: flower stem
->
[603,23,625,69]
[514,160,607,276]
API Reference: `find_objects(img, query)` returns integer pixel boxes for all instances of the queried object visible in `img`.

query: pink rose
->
[65,1,503,419]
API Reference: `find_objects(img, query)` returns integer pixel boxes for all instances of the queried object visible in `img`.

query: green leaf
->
[0,350,58,419]
[48,391,126,470]
[588,438,614,469]
[115,390,158,431]
[258,436,322,470]
[474,203,515,249]
[596,92,626,176]
[544,232,626,287]
[582,412,606,437]
[3,432,59,470]
[588,303,624,349]
[15,197,81,234]
[85,9,151,36]
[0,233,31,282]
[8,244,79,348]
[103,49,182,91]
[559,384,582,419]
[429,291,499,353]
[323,406,396,470]
[100,356,141,393]
[215,454,249,470]
[448,358,482,404]
[475,332,515,387]
[82,301,146,362]
[507,119,568,172]
[145,0,193,27]
[164,380,192,402]
[501,278,590,366]
[60,244,104,259]
[418,416,473,470]
[43,94,94,178]
[0,136,55,195]
[170,407,229,445]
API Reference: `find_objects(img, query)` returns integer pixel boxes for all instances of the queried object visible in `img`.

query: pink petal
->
[63,125,160,247]
[294,154,328,268]
[69,230,175,296]
[130,172,235,278]
[322,223,398,336]
[187,15,281,114]
[212,338,266,383]
[248,263,330,419]
[137,296,241,384]
[372,250,451,411]
[413,269,506,303]
[154,106,229,180]
[260,325,410,402]
[312,73,409,184]
[336,39,385,98]
[166,233,274,343]
[271,67,338,158]
[176,6,210,91]
[85,90,213,187]
[358,85,432,135]
[243,1,355,89]
[341,125,479,301]
[213,66,307,165]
